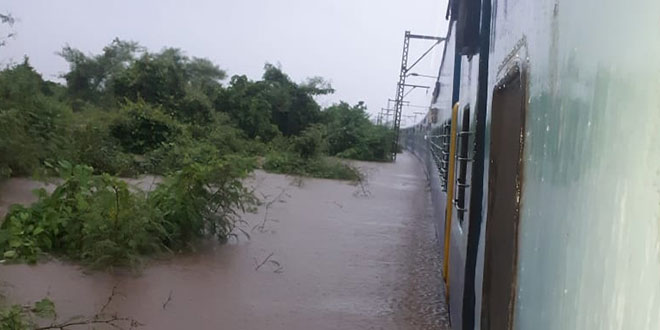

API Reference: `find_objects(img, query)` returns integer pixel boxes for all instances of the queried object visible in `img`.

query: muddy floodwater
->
[0,152,449,329]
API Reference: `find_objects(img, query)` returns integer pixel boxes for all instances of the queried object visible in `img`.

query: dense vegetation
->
[0,40,392,180]
[0,39,393,268]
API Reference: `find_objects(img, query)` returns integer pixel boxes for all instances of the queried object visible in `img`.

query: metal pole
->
[390,32,445,161]
[391,31,411,161]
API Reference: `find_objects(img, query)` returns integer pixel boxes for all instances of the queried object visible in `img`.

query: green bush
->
[0,157,257,267]
[0,304,32,330]
[70,118,137,177]
[304,157,362,181]
[0,298,55,330]
[146,135,220,175]
[149,156,257,248]
[193,112,260,156]
[0,109,37,178]
[335,125,394,162]
[109,100,180,154]
[175,87,214,124]
[262,150,304,174]
[292,124,326,159]
[0,162,163,266]
[322,101,394,162]
[144,112,269,175]
[0,61,74,178]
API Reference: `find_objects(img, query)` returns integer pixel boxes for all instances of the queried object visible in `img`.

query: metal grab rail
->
[442,103,459,294]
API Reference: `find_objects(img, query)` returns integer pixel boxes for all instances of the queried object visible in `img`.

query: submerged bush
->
[263,151,361,181]
[304,157,362,181]
[0,298,55,330]
[149,156,257,249]
[335,125,394,162]
[0,162,162,266]
[262,125,361,181]
[0,158,257,267]
[146,113,260,175]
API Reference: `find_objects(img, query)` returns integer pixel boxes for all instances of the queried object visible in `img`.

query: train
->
[401,0,660,329]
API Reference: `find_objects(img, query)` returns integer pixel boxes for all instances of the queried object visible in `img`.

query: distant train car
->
[402,0,660,329]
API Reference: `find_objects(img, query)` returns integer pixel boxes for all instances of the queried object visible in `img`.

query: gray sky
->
[2,0,448,124]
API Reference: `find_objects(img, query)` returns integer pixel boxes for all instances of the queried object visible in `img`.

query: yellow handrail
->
[442,103,459,296]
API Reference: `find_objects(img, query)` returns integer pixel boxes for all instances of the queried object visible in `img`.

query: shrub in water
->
[263,151,361,181]
[0,157,257,267]
[0,162,162,266]
[149,156,257,248]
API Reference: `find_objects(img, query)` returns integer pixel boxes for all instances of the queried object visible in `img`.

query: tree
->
[59,39,143,105]
[111,48,226,124]
[186,57,227,90]
[300,76,335,95]
[261,63,332,136]
[0,59,72,177]
[323,101,393,161]
[215,75,279,141]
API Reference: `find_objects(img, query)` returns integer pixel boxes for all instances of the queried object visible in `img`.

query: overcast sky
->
[1,0,449,125]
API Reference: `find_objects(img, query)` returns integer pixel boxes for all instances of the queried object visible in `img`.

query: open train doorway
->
[480,66,526,330]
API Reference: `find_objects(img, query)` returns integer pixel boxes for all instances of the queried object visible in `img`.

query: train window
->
[481,65,527,329]
[441,120,452,191]
[430,108,439,124]
[429,120,452,191]
[455,105,471,223]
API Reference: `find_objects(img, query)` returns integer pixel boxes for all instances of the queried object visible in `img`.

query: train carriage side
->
[405,0,660,329]
[481,0,660,329]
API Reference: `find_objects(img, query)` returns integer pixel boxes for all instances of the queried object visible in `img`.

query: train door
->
[480,67,526,330]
